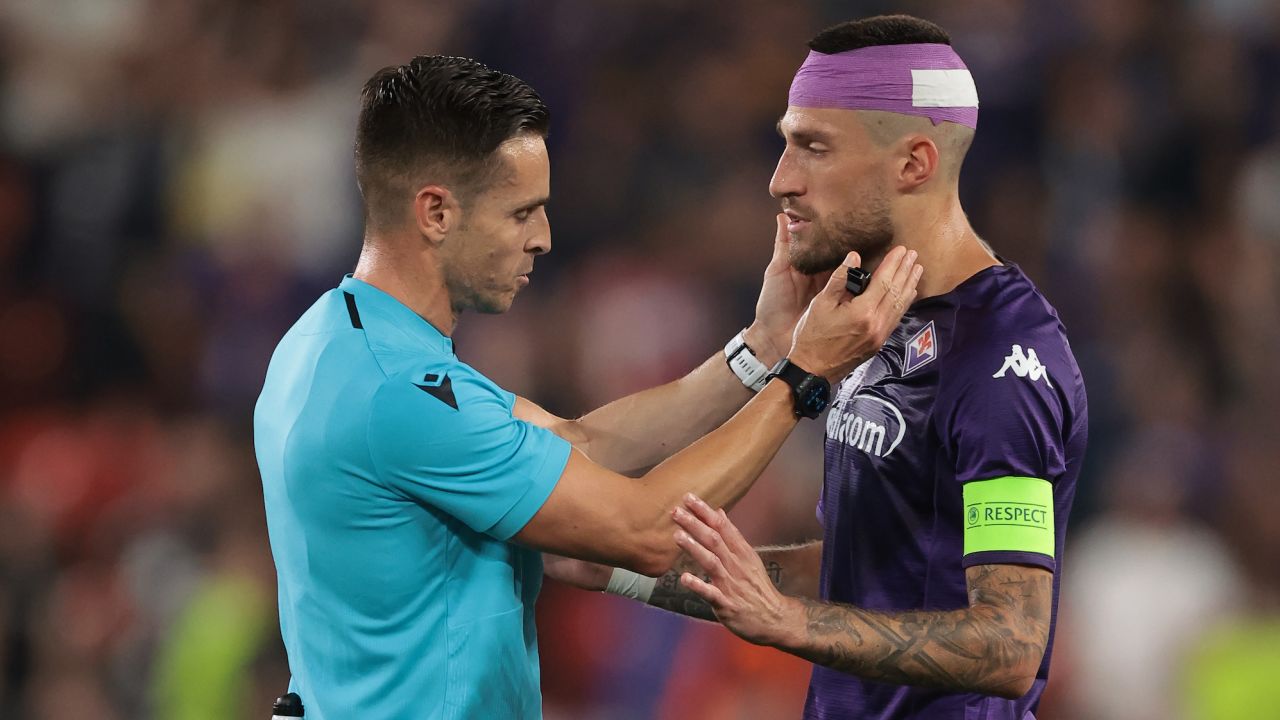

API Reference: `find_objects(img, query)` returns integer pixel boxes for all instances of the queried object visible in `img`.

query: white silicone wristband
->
[604,568,657,603]
[724,330,770,392]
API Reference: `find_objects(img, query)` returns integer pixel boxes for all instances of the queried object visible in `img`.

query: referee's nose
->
[526,209,551,255]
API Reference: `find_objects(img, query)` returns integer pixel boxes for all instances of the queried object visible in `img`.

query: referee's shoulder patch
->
[413,371,457,410]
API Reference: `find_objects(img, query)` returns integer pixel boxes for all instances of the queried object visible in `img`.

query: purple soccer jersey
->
[805,263,1088,720]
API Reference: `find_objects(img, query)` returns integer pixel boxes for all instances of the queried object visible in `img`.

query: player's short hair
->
[808,14,951,53]
[355,55,550,228]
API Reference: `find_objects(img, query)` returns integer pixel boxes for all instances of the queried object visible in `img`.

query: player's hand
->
[542,553,612,592]
[788,246,923,381]
[671,493,799,647]
[742,213,828,366]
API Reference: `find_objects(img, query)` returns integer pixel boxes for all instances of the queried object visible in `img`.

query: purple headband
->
[788,43,978,129]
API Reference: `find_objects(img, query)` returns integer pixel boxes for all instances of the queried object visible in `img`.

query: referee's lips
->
[516,267,533,287]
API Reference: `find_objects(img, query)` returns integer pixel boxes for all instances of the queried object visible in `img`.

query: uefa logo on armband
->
[966,506,980,527]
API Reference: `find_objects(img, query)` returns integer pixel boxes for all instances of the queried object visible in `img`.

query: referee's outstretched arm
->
[515,247,922,577]
[515,214,825,478]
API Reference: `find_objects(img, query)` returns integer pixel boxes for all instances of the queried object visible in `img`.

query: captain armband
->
[962,476,1055,558]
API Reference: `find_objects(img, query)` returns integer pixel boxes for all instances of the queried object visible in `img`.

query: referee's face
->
[770,108,894,275]
[441,133,552,314]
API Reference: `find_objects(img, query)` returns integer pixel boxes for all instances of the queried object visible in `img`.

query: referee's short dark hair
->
[354,55,550,228]
[808,14,951,53]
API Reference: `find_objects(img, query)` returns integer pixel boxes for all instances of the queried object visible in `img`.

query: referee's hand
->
[743,213,830,367]
[788,246,922,382]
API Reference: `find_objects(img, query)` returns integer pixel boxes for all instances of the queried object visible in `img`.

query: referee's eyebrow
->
[513,194,550,212]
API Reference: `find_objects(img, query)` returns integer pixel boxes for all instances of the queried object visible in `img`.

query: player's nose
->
[769,151,803,199]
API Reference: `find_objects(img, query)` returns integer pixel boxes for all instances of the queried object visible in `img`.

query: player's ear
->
[896,135,939,191]
[413,185,462,245]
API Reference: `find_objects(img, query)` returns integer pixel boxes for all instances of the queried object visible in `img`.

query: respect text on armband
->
[966,503,1050,529]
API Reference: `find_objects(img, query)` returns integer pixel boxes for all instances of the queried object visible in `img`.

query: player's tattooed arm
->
[649,542,823,622]
[670,495,1050,699]
[783,564,1051,698]
[648,552,720,621]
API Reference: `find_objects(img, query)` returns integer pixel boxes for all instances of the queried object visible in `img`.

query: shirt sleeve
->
[937,343,1067,485]
[366,368,572,540]
[937,340,1068,570]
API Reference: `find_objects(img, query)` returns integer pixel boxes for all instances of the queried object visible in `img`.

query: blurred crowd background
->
[1,0,1278,718]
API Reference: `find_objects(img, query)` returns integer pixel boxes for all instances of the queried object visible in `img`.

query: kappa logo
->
[992,344,1052,388]
[903,321,937,374]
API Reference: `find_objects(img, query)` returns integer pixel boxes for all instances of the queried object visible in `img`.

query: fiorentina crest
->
[903,321,937,374]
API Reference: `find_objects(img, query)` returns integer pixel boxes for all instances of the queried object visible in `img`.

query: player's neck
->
[893,195,997,300]
[352,237,458,336]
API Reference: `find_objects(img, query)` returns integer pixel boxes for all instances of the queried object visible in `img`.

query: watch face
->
[803,386,828,411]
[798,377,831,416]
[770,359,830,418]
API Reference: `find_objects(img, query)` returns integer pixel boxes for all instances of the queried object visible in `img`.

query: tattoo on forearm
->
[648,555,787,622]
[765,560,782,587]
[647,554,717,621]
[788,565,1052,696]
[649,571,716,621]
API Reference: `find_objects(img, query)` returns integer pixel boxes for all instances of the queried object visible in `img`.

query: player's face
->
[769,108,894,275]
[443,133,551,314]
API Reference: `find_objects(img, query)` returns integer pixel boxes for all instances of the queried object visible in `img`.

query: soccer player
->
[548,15,1088,719]
[253,56,923,719]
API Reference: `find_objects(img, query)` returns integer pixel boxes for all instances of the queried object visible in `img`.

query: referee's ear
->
[413,184,462,245]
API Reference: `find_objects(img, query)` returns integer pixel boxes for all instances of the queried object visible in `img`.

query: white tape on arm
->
[604,568,657,603]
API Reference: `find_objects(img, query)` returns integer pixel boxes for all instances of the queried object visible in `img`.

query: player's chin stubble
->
[789,210,894,276]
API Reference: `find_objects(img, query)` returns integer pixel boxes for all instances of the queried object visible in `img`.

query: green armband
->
[962,476,1055,557]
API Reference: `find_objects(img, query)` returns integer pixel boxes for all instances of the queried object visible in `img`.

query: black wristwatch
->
[766,358,831,419]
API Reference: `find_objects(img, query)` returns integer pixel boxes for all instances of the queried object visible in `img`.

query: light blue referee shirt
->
[254,275,572,719]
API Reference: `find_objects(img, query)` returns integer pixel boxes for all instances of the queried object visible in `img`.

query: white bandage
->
[911,68,979,108]
[604,568,656,603]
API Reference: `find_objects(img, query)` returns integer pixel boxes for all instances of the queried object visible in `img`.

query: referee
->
[550,16,1089,720]
[253,56,922,719]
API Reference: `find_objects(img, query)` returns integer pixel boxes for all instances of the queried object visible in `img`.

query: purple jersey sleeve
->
[936,340,1068,570]
[937,342,1068,484]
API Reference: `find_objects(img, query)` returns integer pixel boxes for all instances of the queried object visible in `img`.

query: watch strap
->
[724,330,770,392]
[766,358,831,419]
